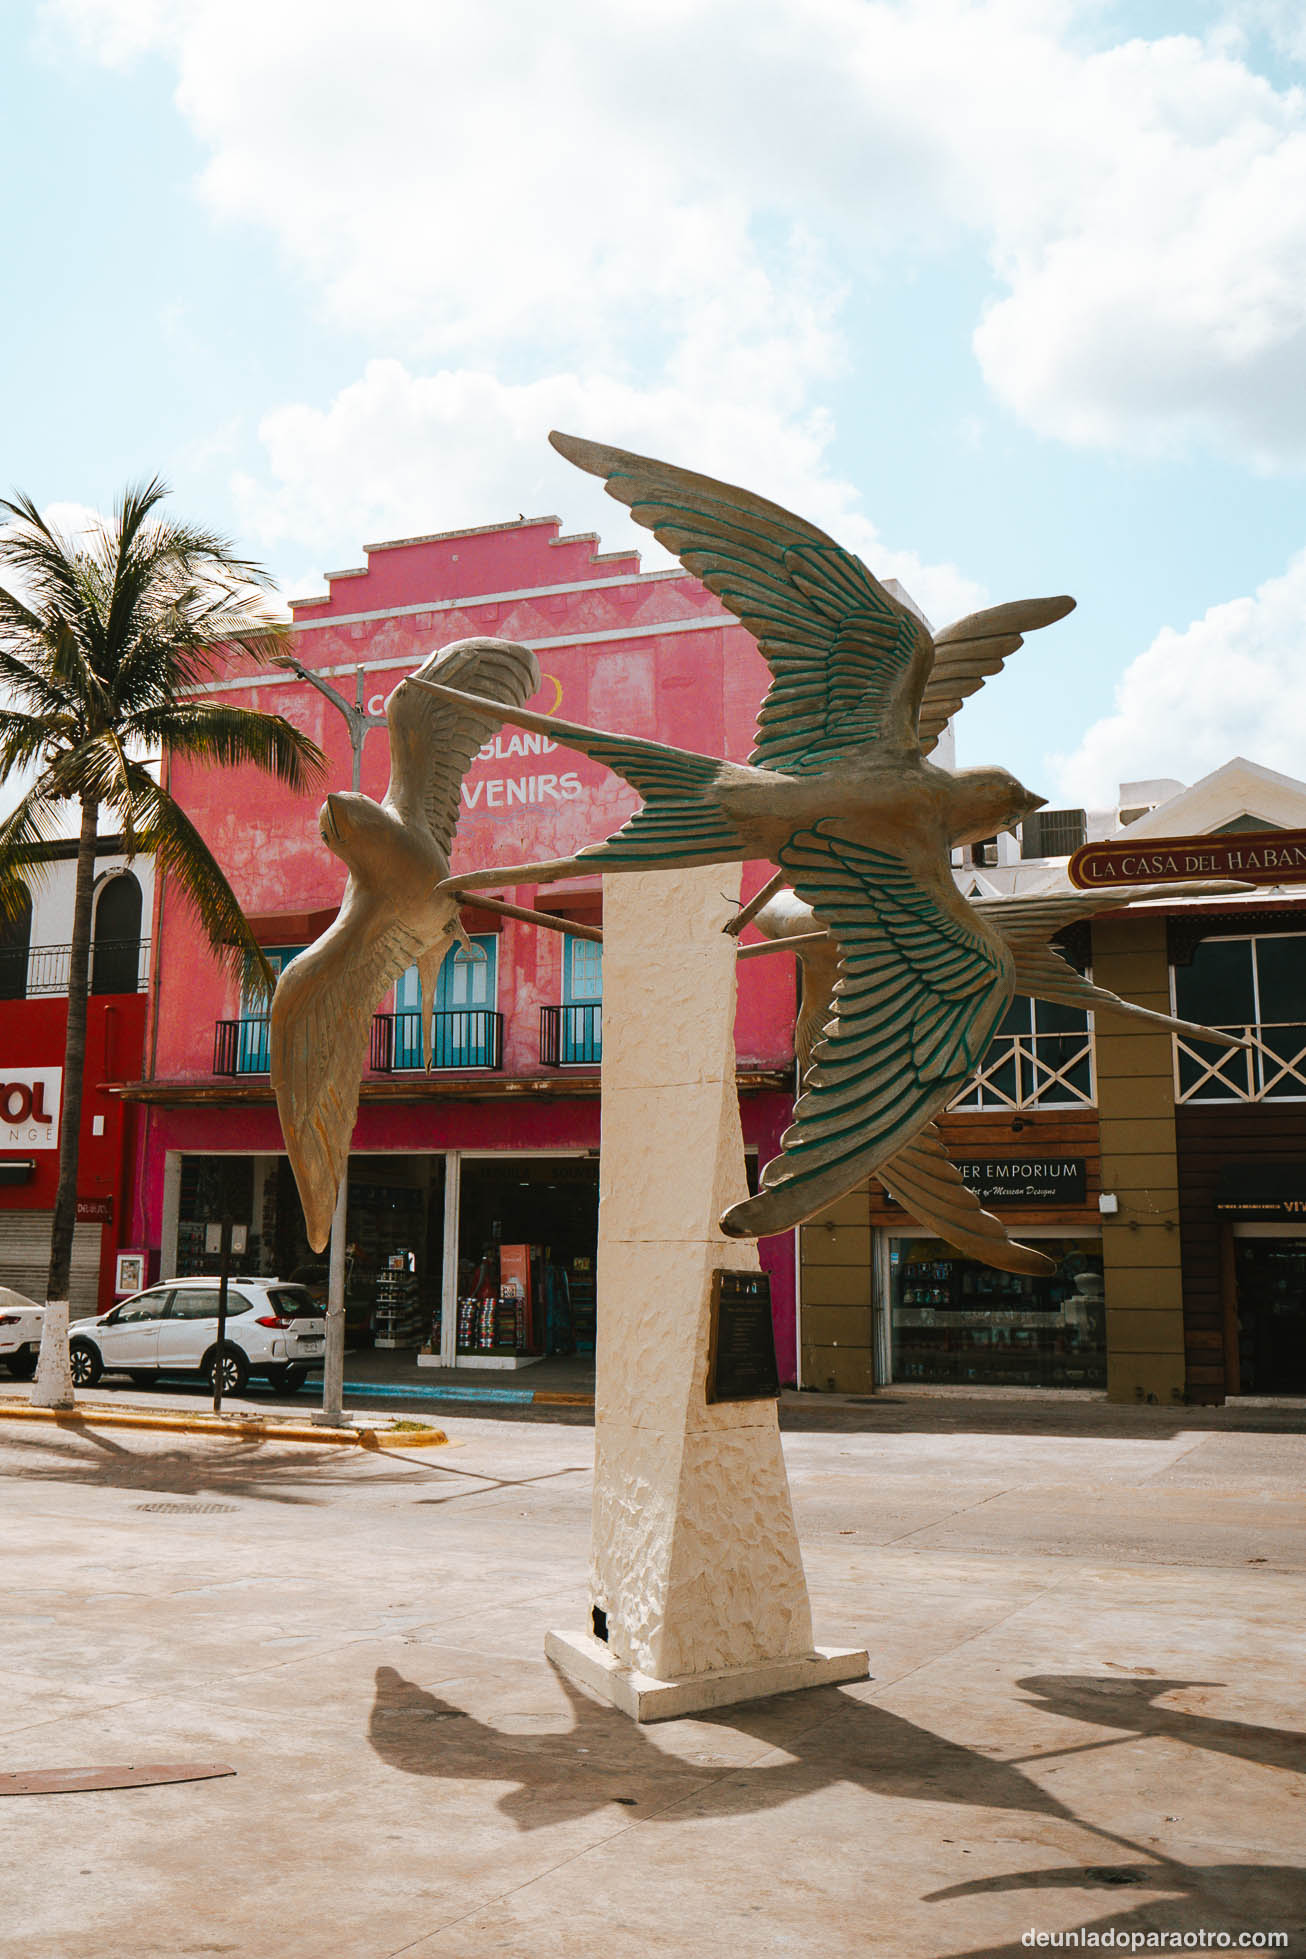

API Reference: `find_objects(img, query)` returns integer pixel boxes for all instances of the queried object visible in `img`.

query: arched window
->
[91,873,143,994]
[0,886,32,1000]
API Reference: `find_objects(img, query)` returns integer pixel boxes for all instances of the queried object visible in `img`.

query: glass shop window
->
[1173,934,1306,1101]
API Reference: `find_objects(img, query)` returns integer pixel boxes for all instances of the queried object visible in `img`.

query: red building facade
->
[125,514,799,1374]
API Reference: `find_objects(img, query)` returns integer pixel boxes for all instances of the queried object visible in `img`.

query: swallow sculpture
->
[742,881,1249,1272]
[270,637,542,1250]
[418,433,1226,1241]
[415,437,1084,1238]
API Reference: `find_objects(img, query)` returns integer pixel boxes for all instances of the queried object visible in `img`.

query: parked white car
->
[0,1287,43,1380]
[68,1278,327,1395]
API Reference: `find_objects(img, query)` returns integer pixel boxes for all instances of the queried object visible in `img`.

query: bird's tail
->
[410,678,746,868]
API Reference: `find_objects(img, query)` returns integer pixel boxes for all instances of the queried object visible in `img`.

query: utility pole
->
[314,1179,349,1429]
[278,658,387,792]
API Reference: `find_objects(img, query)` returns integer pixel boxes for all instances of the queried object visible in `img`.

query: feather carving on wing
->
[549,432,934,772]
[722,825,1014,1238]
[271,637,540,1251]
[917,597,1076,755]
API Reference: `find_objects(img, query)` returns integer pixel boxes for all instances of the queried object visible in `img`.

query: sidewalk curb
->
[325,1378,596,1409]
[0,1404,450,1449]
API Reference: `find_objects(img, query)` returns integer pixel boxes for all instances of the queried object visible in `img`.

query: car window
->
[170,1288,254,1320]
[269,1286,325,1320]
[109,1292,171,1325]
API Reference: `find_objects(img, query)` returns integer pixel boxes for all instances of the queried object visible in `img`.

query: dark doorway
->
[1234,1238,1306,1393]
[0,885,32,1000]
[91,873,142,994]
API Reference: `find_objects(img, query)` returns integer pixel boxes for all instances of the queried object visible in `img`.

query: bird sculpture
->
[270,637,542,1250]
[415,433,1236,1243]
[742,881,1249,1273]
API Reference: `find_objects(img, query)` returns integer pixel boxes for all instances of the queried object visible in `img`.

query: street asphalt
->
[0,1392,1302,1958]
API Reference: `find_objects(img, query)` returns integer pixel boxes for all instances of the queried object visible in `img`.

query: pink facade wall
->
[140,515,801,1372]
[153,514,797,1081]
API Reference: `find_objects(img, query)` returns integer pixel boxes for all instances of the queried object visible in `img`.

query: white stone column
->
[547,864,866,1720]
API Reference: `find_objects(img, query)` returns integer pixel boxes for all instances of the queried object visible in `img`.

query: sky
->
[5,0,1306,809]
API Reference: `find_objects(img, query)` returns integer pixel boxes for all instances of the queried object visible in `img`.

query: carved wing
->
[750,889,1050,1270]
[877,1125,1054,1275]
[271,893,442,1251]
[917,598,1076,755]
[385,637,541,859]
[972,882,1251,1049]
[721,826,1013,1237]
[549,431,933,773]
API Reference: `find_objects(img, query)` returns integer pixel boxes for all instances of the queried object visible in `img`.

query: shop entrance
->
[274,1153,445,1354]
[1232,1234,1306,1394]
[455,1154,599,1362]
[165,1148,601,1379]
[884,1232,1106,1388]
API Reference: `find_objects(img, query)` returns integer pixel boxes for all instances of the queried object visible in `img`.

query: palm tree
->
[0,478,325,1407]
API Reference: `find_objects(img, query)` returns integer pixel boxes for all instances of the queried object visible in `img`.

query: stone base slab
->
[447,1352,545,1371]
[545,1628,869,1723]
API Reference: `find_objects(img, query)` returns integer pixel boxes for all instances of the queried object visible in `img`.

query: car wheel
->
[69,1340,102,1388]
[206,1344,248,1395]
[5,1353,37,1380]
[265,1364,307,1393]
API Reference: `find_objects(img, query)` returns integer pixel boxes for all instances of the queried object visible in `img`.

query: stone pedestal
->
[547,864,867,1721]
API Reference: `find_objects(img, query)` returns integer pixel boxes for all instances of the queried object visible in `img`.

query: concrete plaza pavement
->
[0,1395,1303,1958]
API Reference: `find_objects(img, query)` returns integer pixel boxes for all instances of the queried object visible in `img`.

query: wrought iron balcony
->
[369,1008,503,1073]
[540,1003,603,1066]
[213,1015,271,1076]
[0,938,151,1000]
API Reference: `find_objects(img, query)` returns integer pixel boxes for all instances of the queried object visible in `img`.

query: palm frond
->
[0,579,57,643]
[119,761,275,989]
[0,493,95,627]
[0,785,72,922]
[0,707,68,778]
[0,644,79,721]
[123,699,325,791]
[100,479,192,685]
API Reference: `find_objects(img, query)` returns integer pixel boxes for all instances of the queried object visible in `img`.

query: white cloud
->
[1050,548,1306,803]
[232,357,986,627]
[47,0,1306,468]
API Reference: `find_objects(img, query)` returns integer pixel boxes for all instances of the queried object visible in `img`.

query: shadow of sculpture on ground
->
[368,1665,1306,1948]
[1010,1673,1306,1777]
[0,1425,588,1511]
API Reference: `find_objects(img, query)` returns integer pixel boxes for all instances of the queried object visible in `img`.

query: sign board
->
[1069,827,1306,891]
[705,1269,779,1404]
[955,1158,1086,1205]
[115,1251,148,1297]
[76,1196,113,1223]
[0,1069,61,1150]
[203,1223,248,1255]
[1215,1164,1306,1221]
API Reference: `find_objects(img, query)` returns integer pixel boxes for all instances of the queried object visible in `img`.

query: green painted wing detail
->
[575,798,746,869]
[550,433,932,775]
[762,824,1013,1194]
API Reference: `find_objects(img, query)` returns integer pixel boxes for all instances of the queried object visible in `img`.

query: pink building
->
[125,514,800,1376]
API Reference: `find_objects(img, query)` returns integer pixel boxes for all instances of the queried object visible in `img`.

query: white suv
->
[68,1278,327,1395]
[0,1288,43,1380]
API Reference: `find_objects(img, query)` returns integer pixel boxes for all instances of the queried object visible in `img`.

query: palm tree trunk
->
[32,794,98,1408]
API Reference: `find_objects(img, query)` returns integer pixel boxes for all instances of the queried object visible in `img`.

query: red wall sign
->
[0,1069,61,1148]
[1069,827,1306,891]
